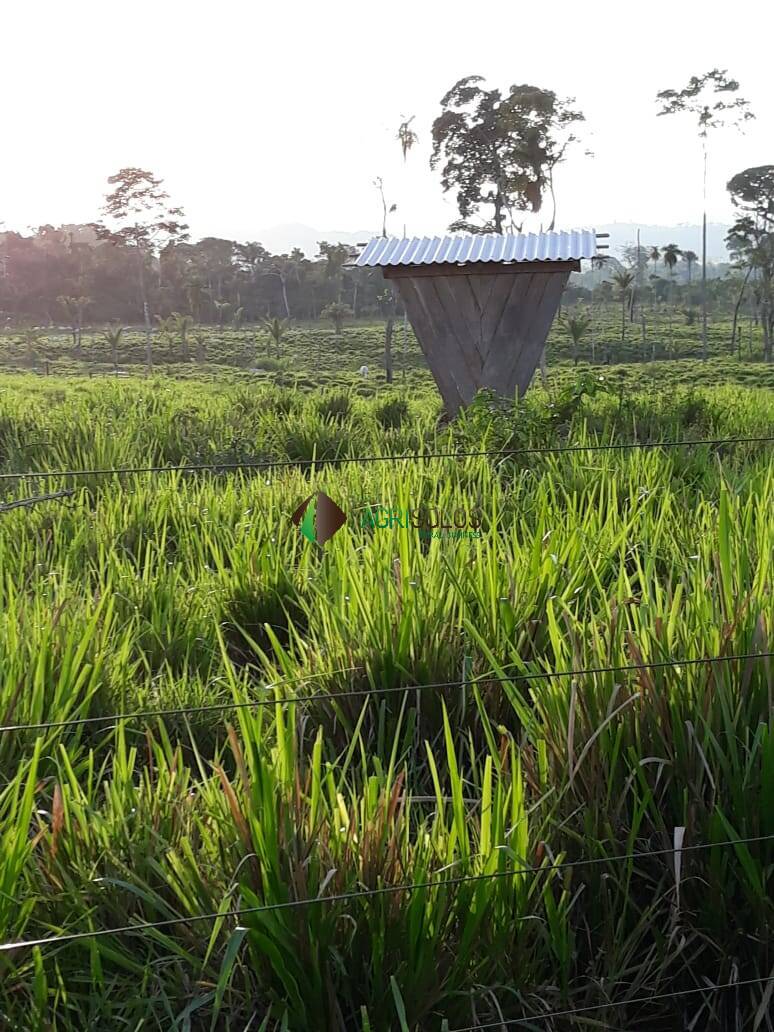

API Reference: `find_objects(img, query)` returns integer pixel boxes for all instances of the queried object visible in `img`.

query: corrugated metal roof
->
[354,229,598,268]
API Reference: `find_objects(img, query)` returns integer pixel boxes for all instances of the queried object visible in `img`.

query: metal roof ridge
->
[353,228,598,267]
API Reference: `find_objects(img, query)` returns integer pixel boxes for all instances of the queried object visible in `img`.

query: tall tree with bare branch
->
[94,169,188,372]
[656,70,753,359]
[431,77,584,233]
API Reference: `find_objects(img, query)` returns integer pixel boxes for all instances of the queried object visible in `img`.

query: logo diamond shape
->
[290,491,346,546]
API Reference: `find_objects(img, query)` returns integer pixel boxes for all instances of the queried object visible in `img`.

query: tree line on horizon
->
[1,67,771,362]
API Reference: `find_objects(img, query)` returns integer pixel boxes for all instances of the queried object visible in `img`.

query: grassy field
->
[3,303,774,392]
[0,367,772,1029]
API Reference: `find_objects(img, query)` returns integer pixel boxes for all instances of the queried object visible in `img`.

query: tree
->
[663,244,682,274]
[396,115,418,362]
[612,270,635,350]
[57,295,91,356]
[170,312,194,361]
[102,323,124,372]
[564,310,591,366]
[185,280,204,322]
[321,301,352,337]
[95,169,188,372]
[154,314,176,360]
[682,250,698,285]
[397,116,418,161]
[431,76,584,233]
[726,165,774,361]
[265,255,296,319]
[234,240,269,318]
[656,70,753,359]
[622,244,648,322]
[262,316,290,358]
[374,178,397,239]
[662,243,682,353]
[376,288,397,383]
[648,246,660,310]
[317,242,352,303]
[589,254,609,362]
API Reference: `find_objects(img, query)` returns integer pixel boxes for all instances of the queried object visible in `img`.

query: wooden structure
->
[354,230,605,414]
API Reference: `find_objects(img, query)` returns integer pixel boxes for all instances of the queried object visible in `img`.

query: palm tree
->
[649,247,660,309]
[102,324,124,372]
[656,71,754,360]
[57,295,92,356]
[397,116,418,368]
[262,316,290,358]
[589,255,609,362]
[682,249,698,285]
[612,270,635,350]
[564,310,591,366]
[170,312,194,361]
[154,314,176,359]
[662,243,682,353]
[397,115,418,161]
[662,243,681,274]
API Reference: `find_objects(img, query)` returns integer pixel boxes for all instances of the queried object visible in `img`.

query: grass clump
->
[316,389,354,424]
[374,394,411,430]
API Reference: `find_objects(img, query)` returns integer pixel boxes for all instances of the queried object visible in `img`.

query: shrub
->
[374,395,410,430]
[316,390,352,424]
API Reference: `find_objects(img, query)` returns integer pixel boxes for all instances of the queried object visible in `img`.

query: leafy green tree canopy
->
[430,76,585,233]
[726,165,774,361]
[95,168,188,254]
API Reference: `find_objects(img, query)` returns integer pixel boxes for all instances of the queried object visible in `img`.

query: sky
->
[1,0,772,246]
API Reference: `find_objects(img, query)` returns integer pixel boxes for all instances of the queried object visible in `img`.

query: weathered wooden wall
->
[390,267,571,414]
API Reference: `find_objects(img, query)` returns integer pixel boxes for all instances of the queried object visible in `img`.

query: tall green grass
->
[0,376,771,1029]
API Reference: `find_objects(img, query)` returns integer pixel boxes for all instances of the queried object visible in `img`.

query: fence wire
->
[452,973,773,1029]
[2,833,772,952]
[1,434,772,484]
[1,650,770,736]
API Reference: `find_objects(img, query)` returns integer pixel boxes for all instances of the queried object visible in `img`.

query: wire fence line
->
[0,441,770,1008]
[1,650,770,736]
[1,434,772,484]
[450,974,774,1029]
[2,833,772,953]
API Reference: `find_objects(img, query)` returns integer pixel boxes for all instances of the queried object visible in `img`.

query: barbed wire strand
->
[451,974,773,1029]
[1,435,772,483]
[2,833,772,953]
[0,662,363,736]
[1,650,770,736]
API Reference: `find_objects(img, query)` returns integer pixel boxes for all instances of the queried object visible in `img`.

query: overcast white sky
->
[1,0,771,243]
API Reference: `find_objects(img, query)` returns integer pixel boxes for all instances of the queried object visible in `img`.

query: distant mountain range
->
[594,222,731,262]
[257,221,732,263]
